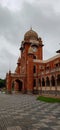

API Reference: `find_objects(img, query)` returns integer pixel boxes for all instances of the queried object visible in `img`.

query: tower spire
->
[30,26,32,30]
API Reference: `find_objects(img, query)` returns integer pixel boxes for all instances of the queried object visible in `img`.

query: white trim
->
[33,54,60,63]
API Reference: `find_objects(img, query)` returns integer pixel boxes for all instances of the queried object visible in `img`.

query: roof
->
[24,28,38,40]
[33,54,60,63]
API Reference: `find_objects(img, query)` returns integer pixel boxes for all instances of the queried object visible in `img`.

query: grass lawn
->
[37,96,60,103]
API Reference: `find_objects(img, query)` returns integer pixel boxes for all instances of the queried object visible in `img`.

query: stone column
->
[50,79,52,94]
[55,78,57,96]
[40,78,42,95]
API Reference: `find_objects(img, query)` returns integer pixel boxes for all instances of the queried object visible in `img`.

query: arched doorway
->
[46,77,50,86]
[51,76,55,86]
[57,74,60,86]
[15,79,23,92]
[42,78,45,86]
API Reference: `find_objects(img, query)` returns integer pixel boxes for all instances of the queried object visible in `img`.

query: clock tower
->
[20,28,43,93]
[6,28,44,94]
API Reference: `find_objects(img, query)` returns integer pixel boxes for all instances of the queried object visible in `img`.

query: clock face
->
[33,47,37,52]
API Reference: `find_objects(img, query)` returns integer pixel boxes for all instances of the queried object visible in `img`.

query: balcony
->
[55,67,60,72]
[45,70,50,74]
[50,69,55,73]
[45,67,60,74]
[38,67,60,76]
[51,67,60,73]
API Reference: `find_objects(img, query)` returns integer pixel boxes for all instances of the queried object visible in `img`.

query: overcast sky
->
[0,0,60,79]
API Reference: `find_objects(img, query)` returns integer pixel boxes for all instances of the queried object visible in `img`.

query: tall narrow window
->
[33,65,36,73]
[33,79,36,87]
[33,55,36,59]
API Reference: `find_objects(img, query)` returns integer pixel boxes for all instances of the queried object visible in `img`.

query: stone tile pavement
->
[0,93,60,130]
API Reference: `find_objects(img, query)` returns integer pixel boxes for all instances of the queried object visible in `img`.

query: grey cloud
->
[20,2,60,52]
[0,5,23,44]
[0,48,18,78]
[20,2,60,37]
[0,2,60,44]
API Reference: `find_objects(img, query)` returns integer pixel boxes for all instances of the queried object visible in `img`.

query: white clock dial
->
[33,47,37,52]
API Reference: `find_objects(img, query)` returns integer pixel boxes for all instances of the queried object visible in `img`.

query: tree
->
[0,79,6,89]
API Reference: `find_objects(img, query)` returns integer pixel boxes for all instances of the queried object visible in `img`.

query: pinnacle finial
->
[30,26,32,30]
[56,43,60,53]
[9,70,11,74]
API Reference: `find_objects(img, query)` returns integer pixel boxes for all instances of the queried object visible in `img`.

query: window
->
[33,55,36,59]
[33,65,36,73]
[33,79,36,87]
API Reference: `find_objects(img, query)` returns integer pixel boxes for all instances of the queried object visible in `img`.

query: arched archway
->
[42,78,45,86]
[15,79,23,91]
[46,77,50,86]
[51,76,55,86]
[57,74,60,86]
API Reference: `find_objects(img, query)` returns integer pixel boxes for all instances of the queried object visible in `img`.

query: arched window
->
[33,79,36,87]
[51,76,55,86]
[57,74,60,86]
[42,78,45,86]
[46,77,50,86]
[33,65,36,73]
[33,55,36,59]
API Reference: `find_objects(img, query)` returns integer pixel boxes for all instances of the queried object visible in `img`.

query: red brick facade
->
[6,28,60,95]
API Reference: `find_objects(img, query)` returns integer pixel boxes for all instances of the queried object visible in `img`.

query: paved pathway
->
[0,93,60,130]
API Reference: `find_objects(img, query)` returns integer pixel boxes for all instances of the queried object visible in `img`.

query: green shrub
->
[37,96,60,103]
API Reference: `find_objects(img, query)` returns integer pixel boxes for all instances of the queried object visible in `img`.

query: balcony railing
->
[38,67,60,76]
[51,67,60,73]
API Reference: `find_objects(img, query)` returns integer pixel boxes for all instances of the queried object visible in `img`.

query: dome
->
[24,28,38,40]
